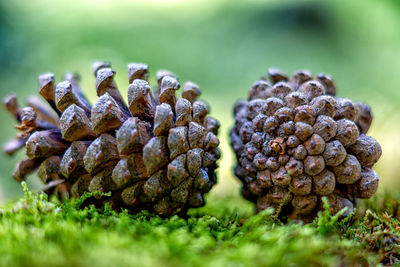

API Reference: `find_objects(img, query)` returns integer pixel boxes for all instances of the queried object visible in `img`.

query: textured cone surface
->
[230,69,381,221]
[3,62,220,216]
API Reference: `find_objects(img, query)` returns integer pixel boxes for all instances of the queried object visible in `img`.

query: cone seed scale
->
[230,68,382,221]
[3,62,221,216]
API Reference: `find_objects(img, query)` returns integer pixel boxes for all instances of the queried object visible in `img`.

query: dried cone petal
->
[323,140,347,167]
[182,82,201,104]
[60,104,96,141]
[71,174,92,198]
[335,98,359,121]
[332,155,361,184]
[167,154,189,187]
[175,98,193,127]
[55,81,91,115]
[290,175,312,196]
[143,170,170,199]
[26,130,68,159]
[83,133,119,174]
[268,68,288,84]
[153,103,174,136]
[3,61,220,217]
[271,82,293,100]
[63,72,92,111]
[310,95,337,117]
[143,137,169,175]
[317,73,336,96]
[312,170,335,195]
[4,93,22,122]
[353,167,379,198]
[116,117,150,155]
[292,194,317,215]
[248,81,271,101]
[26,96,59,126]
[313,115,337,142]
[127,79,154,122]
[112,153,147,188]
[355,103,372,134]
[231,68,381,220]
[60,141,91,179]
[159,76,180,108]
[38,156,62,183]
[127,63,149,83]
[349,135,382,167]
[335,119,359,147]
[168,127,189,160]
[3,138,26,156]
[95,67,130,116]
[91,93,128,134]
[13,158,43,182]
[38,72,60,115]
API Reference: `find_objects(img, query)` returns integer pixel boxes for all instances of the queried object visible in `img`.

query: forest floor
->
[0,183,399,267]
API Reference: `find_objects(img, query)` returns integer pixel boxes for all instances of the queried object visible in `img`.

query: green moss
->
[0,183,392,266]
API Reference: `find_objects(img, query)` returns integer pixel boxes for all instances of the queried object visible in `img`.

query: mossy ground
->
[0,184,399,267]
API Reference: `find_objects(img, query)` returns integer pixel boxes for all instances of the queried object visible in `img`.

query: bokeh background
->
[0,0,399,206]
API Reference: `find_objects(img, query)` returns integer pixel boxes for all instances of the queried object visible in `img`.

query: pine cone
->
[3,62,220,216]
[230,68,381,221]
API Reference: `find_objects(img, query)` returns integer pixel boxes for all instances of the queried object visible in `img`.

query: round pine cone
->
[3,62,220,216]
[230,68,381,221]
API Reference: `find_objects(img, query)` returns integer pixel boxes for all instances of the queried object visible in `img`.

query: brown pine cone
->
[230,68,381,221]
[3,62,220,216]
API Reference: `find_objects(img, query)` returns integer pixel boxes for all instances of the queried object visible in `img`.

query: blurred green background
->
[0,0,399,204]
